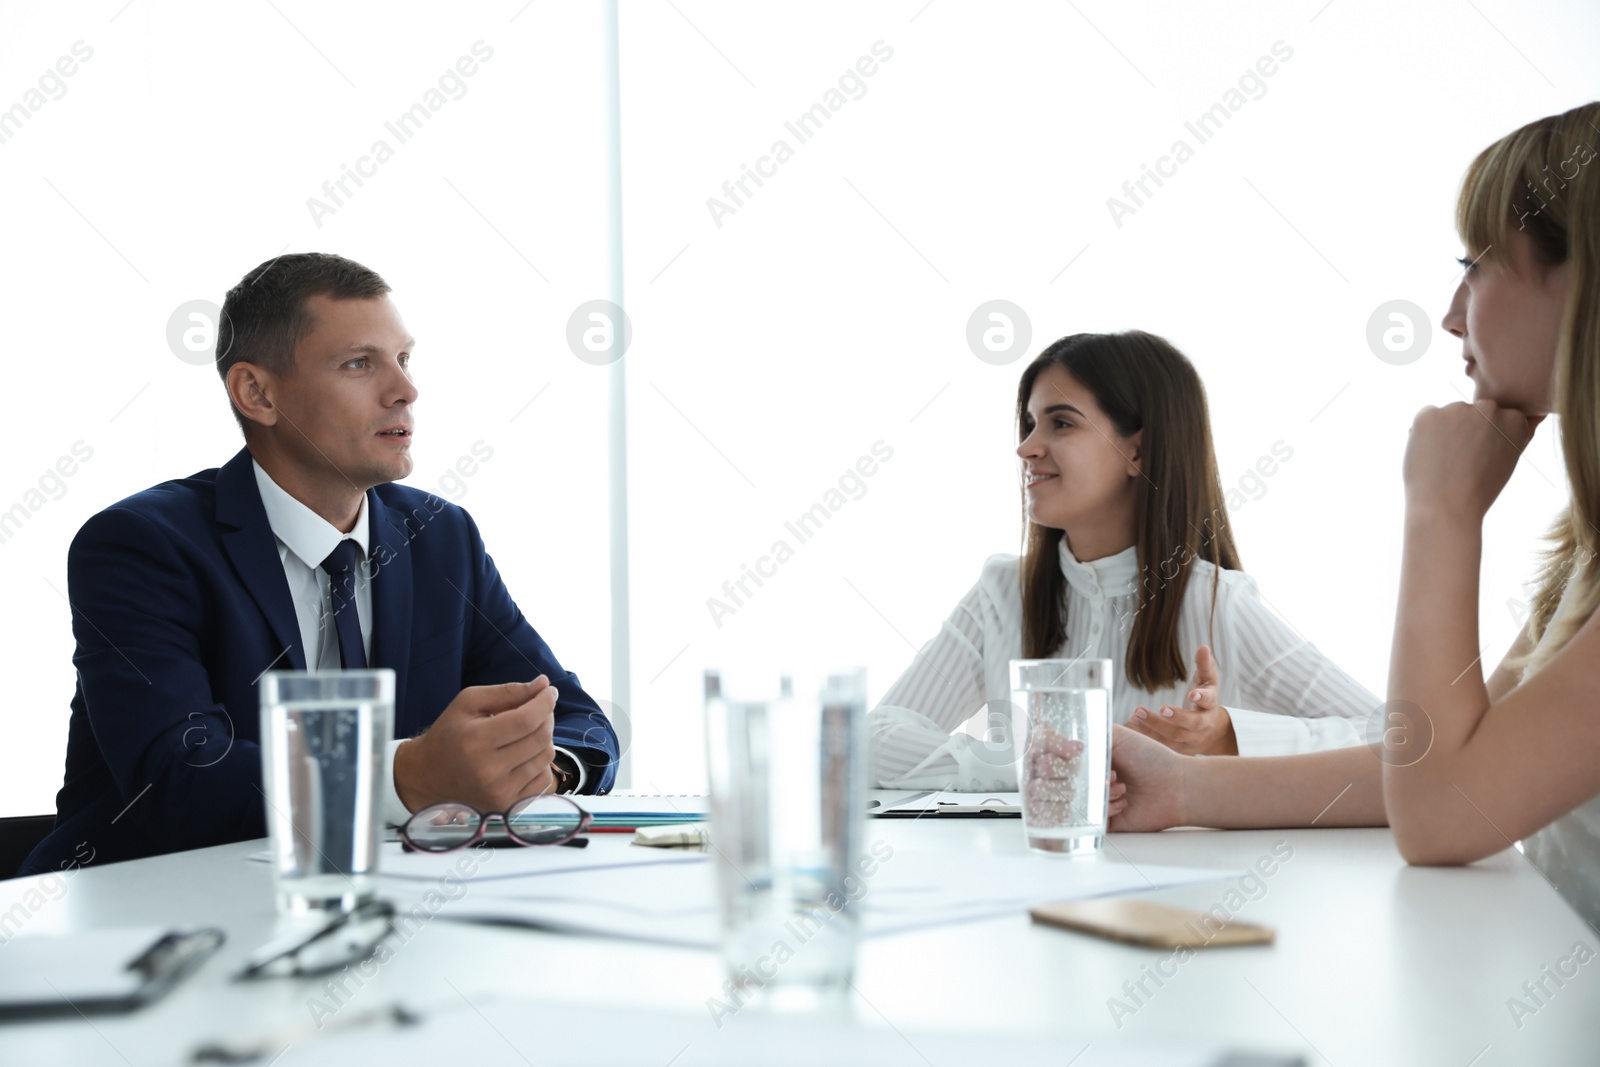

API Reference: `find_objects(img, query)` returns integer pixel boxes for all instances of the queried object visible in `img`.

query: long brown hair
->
[1017,331,1243,690]
[1456,102,1600,676]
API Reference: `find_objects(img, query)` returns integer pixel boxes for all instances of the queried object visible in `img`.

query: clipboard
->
[0,927,224,1020]
[868,791,1022,817]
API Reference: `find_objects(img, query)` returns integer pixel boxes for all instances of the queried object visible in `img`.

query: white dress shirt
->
[252,461,410,825]
[868,540,1377,790]
[252,462,586,831]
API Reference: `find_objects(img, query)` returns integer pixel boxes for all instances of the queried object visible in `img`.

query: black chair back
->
[0,816,56,880]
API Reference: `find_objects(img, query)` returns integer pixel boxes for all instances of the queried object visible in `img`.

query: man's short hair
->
[215,252,391,431]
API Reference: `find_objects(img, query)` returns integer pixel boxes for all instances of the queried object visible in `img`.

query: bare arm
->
[1186,744,1387,828]
[1178,615,1531,828]
[1107,623,1535,834]
[1384,402,1600,864]
[1388,564,1600,863]
[1109,725,1386,831]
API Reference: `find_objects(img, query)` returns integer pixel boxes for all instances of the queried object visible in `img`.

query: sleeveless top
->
[1520,560,1600,931]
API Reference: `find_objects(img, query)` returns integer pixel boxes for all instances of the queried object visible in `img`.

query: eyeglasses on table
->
[399,793,593,853]
[238,897,396,980]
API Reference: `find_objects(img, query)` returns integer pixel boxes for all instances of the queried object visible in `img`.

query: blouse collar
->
[1056,537,1140,599]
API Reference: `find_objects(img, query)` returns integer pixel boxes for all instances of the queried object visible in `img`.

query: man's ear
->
[226,363,279,429]
[1125,429,1144,478]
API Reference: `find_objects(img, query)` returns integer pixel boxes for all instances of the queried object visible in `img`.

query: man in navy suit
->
[22,253,617,875]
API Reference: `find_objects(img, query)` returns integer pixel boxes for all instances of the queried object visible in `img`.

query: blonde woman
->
[1109,102,1600,926]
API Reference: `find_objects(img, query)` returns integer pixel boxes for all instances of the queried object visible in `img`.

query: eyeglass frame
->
[398,793,593,854]
[238,897,396,980]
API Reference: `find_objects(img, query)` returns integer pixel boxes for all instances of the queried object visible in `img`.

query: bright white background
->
[1,0,1595,815]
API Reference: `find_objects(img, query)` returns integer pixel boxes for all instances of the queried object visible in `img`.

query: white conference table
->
[2,801,1597,1066]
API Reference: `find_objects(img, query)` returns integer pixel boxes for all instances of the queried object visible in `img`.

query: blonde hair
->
[1458,103,1600,676]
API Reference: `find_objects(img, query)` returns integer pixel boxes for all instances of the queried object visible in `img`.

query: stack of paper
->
[575,794,710,829]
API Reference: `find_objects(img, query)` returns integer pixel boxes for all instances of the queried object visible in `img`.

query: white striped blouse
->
[868,540,1378,790]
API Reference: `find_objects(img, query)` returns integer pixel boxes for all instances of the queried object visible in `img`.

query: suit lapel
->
[215,448,307,672]
[367,492,414,730]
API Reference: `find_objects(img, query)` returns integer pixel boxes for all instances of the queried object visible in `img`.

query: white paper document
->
[247,839,706,884]
[372,839,706,883]
[401,847,1238,948]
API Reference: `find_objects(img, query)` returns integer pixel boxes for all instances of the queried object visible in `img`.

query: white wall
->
[616,0,1599,790]
[0,1,616,813]
[1,0,1594,813]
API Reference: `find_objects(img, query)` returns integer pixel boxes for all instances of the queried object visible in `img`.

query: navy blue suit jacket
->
[21,448,617,876]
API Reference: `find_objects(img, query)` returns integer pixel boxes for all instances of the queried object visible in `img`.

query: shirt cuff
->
[950,735,1020,792]
[383,738,411,828]
[552,745,588,794]
[1227,706,1365,756]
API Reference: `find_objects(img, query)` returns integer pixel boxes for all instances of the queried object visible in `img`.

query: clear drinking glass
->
[260,670,394,914]
[1010,658,1113,855]
[704,668,867,1002]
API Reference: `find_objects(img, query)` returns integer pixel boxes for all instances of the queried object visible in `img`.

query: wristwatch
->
[550,751,577,794]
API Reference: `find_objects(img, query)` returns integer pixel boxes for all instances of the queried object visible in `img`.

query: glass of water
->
[704,668,867,1003]
[260,670,394,914]
[1010,658,1113,855]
